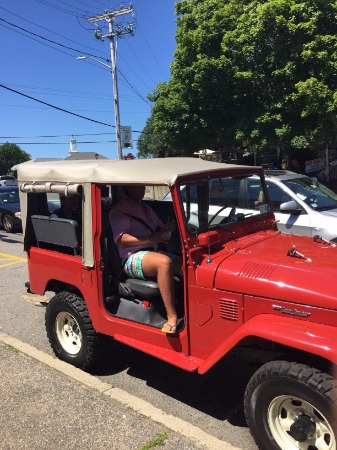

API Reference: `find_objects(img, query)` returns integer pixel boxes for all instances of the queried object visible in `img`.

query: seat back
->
[31,215,80,255]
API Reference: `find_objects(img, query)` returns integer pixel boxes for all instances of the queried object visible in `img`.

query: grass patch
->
[139,432,169,450]
[3,343,19,353]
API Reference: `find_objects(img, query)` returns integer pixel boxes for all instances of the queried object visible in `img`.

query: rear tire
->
[45,291,107,370]
[244,360,337,450]
[3,214,14,232]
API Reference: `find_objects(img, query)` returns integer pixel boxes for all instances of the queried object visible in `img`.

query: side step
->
[114,334,202,372]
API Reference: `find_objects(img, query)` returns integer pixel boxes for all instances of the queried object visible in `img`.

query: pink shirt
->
[109,197,163,261]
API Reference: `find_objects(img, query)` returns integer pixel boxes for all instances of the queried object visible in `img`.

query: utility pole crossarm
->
[88,7,133,24]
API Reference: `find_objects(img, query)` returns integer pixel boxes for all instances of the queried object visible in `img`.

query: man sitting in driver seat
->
[109,185,182,334]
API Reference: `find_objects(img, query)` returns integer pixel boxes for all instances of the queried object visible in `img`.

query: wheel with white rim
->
[244,360,337,450]
[55,311,82,355]
[45,291,107,370]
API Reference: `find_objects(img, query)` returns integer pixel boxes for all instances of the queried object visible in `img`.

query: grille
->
[219,298,239,321]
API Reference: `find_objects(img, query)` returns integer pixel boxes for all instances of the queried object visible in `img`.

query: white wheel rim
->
[55,312,82,355]
[268,395,336,450]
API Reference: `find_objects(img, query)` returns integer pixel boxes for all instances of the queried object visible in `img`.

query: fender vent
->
[219,299,239,321]
[239,262,275,280]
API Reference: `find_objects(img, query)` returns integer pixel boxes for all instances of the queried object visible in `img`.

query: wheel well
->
[237,338,336,377]
[45,279,82,297]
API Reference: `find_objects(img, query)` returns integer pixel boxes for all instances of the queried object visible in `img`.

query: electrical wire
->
[0,85,150,134]
[0,132,115,138]
[133,14,167,78]
[0,18,102,59]
[1,18,152,106]
[31,0,85,17]
[47,0,96,16]
[0,83,115,128]
[0,5,107,57]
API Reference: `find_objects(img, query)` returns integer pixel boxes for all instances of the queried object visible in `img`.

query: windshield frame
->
[177,171,271,234]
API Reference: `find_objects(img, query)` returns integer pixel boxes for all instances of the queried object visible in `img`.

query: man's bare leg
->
[142,252,178,327]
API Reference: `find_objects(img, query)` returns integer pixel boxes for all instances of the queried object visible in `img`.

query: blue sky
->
[0,1,177,160]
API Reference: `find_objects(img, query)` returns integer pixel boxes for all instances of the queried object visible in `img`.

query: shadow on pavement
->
[93,339,257,425]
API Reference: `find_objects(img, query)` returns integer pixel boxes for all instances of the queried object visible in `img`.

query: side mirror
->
[280,200,302,215]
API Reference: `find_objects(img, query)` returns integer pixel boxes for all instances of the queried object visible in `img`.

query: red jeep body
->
[18,158,337,450]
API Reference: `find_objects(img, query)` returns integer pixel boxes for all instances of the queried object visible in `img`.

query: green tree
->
[148,0,337,157]
[137,116,165,158]
[0,142,31,174]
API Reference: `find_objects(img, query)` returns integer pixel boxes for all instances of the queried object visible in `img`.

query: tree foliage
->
[144,0,337,156]
[0,142,31,174]
[137,116,163,158]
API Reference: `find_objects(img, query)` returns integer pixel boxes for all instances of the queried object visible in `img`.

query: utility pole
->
[88,5,134,160]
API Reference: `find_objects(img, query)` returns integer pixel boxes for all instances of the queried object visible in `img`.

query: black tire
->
[3,214,14,233]
[244,360,337,450]
[45,291,107,370]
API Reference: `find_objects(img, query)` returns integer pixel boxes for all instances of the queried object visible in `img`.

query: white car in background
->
[164,169,337,241]
[0,175,17,186]
[261,170,337,241]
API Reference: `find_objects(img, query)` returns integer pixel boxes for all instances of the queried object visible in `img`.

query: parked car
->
[17,158,337,450]
[0,186,60,232]
[164,169,337,241]
[262,170,337,241]
[0,186,21,232]
[0,175,17,186]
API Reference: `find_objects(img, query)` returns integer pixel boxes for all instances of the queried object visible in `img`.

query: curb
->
[0,331,242,450]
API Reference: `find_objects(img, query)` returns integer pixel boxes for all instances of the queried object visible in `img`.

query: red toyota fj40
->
[17,158,337,450]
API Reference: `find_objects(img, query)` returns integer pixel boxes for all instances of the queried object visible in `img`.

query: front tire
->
[45,291,107,370]
[244,361,337,450]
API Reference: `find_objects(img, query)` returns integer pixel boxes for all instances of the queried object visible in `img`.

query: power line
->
[1,17,152,106]
[0,130,144,138]
[0,141,121,145]
[0,22,78,59]
[0,18,102,59]
[0,132,115,138]
[134,14,167,78]
[0,84,150,133]
[47,0,96,16]
[0,5,107,57]
[31,0,84,17]
[0,84,115,128]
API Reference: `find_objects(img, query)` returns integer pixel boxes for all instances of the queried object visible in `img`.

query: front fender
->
[198,314,337,374]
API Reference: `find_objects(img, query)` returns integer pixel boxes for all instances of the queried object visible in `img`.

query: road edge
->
[0,331,242,450]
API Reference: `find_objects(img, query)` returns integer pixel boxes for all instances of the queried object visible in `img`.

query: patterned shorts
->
[123,250,176,280]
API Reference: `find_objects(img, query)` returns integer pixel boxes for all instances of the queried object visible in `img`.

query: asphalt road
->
[0,229,257,450]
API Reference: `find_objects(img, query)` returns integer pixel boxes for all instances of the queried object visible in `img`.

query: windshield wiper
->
[315,204,337,211]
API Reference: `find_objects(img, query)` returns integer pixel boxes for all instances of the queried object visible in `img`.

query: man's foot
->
[161,322,177,334]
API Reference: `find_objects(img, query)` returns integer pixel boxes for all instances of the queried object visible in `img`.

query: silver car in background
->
[261,170,337,241]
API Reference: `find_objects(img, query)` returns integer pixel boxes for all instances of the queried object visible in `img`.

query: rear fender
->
[198,314,337,374]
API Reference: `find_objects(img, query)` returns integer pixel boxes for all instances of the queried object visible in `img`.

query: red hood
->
[198,231,337,309]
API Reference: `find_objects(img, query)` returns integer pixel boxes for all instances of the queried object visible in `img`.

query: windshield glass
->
[282,178,337,211]
[179,173,269,233]
[0,189,19,204]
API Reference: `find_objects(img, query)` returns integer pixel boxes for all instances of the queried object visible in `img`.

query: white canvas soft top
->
[16,157,255,186]
[17,157,259,267]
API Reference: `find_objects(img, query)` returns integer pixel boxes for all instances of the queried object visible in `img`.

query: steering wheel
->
[209,206,236,226]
